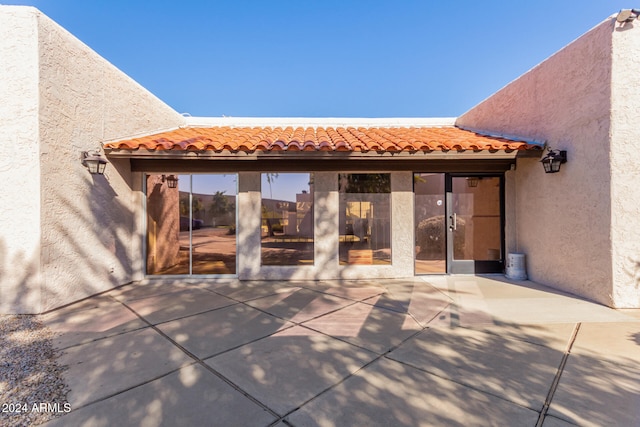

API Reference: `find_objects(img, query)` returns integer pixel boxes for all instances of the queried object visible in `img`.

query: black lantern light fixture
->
[82,150,108,175]
[540,148,567,174]
[162,174,179,188]
[466,177,479,188]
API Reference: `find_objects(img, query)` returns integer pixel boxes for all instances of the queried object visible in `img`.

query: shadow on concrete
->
[36,278,640,426]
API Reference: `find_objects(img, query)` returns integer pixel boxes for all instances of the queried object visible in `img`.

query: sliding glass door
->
[146,174,237,276]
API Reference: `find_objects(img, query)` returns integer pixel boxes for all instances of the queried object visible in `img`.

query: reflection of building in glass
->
[295,190,314,237]
[261,174,314,266]
[147,174,238,276]
[146,174,181,274]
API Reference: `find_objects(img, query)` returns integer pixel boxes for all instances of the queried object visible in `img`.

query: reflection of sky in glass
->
[261,173,310,201]
[178,174,238,195]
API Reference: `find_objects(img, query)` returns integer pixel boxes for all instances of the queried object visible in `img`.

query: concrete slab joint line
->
[118,295,282,419]
[536,322,581,427]
[36,278,640,426]
[275,325,424,422]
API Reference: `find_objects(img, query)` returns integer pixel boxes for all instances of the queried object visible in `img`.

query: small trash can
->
[506,253,527,280]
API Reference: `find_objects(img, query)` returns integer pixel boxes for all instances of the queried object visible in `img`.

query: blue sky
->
[5,1,632,118]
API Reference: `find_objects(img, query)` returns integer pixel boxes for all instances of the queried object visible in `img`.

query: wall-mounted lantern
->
[540,149,567,174]
[162,174,179,188]
[82,151,108,175]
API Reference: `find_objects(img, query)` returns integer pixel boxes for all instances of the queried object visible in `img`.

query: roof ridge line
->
[184,116,457,128]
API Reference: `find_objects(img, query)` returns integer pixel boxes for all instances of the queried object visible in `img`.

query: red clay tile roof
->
[104,126,535,153]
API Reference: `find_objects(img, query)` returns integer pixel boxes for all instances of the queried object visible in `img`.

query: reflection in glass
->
[261,173,314,265]
[189,175,237,274]
[146,174,237,275]
[146,174,188,275]
[451,177,501,261]
[414,173,446,273]
[339,174,391,265]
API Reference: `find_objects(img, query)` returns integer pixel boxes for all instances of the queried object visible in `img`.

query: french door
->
[414,173,504,274]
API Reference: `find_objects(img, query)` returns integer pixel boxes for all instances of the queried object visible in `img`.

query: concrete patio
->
[41,276,640,426]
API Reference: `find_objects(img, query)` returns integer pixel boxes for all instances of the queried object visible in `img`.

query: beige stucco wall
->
[610,21,640,307]
[37,8,185,311]
[0,6,185,313]
[457,16,640,307]
[0,9,42,313]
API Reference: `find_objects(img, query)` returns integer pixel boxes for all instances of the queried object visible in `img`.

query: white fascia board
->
[183,116,457,128]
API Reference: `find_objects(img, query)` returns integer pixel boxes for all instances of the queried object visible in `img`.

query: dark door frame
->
[445,173,505,274]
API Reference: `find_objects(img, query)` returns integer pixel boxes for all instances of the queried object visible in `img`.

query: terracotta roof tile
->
[104,126,537,153]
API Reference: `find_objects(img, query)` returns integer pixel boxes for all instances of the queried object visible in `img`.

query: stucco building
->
[2,5,639,313]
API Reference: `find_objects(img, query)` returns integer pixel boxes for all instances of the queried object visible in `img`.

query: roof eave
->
[105,148,529,160]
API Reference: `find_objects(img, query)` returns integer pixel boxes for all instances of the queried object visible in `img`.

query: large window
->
[261,173,314,265]
[339,173,391,265]
[414,173,446,273]
[146,174,237,275]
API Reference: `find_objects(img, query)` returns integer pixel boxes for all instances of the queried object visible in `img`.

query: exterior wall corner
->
[608,20,640,308]
[0,6,43,313]
[459,17,617,306]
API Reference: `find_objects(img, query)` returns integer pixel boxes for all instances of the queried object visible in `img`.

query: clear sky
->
[4,1,634,118]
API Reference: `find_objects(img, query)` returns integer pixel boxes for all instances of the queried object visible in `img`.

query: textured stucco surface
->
[36,9,184,311]
[237,172,262,279]
[504,170,517,256]
[0,6,184,312]
[0,8,42,313]
[609,21,640,307]
[458,18,616,306]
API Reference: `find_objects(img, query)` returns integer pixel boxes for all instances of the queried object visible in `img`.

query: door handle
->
[449,213,457,231]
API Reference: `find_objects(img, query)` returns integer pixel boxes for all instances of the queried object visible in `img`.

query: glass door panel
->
[146,174,189,275]
[146,174,237,275]
[191,175,237,274]
[414,173,446,274]
[447,176,503,273]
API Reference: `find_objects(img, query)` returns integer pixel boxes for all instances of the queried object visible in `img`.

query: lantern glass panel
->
[97,161,107,175]
[86,160,99,174]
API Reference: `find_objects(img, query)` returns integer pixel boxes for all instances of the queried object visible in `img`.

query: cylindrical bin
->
[506,253,527,280]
